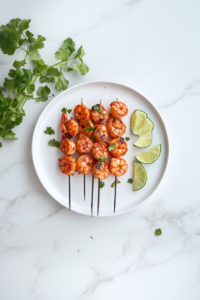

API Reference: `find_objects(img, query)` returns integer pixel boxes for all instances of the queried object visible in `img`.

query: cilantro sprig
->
[155,228,162,236]
[44,127,55,135]
[100,181,105,188]
[0,18,89,146]
[127,178,133,184]
[48,139,60,147]
[61,108,72,114]
[111,179,121,188]
[108,143,116,151]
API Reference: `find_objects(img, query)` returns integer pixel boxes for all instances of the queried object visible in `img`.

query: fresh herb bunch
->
[0,18,89,146]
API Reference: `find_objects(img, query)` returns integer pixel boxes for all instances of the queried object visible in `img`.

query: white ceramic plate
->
[32,81,169,217]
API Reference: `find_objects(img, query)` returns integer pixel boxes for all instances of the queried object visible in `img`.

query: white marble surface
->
[0,0,200,299]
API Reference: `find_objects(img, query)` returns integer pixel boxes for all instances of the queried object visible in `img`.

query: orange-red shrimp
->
[93,161,110,180]
[110,101,128,118]
[108,137,128,157]
[76,155,95,175]
[74,104,91,123]
[59,136,76,156]
[109,158,128,176]
[93,124,109,142]
[76,134,93,154]
[58,156,76,175]
[107,115,126,138]
[60,114,79,138]
[78,120,94,138]
[91,104,108,124]
[93,142,109,161]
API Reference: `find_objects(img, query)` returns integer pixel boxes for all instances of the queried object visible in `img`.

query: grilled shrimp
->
[110,101,128,118]
[93,161,110,180]
[74,104,91,123]
[58,156,76,175]
[60,114,79,138]
[76,134,93,154]
[109,158,128,176]
[78,120,94,138]
[91,104,108,124]
[108,137,128,157]
[59,136,76,156]
[76,154,95,175]
[93,142,109,161]
[107,115,126,138]
[93,124,109,142]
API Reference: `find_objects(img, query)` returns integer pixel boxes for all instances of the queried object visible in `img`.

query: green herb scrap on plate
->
[0,18,89,147]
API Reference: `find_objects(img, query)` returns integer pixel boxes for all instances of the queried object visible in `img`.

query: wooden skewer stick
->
[80,98,86,201]
[91,174,94,217]
[66,107,71,211]
[114,98,118,213]
[97,99,103,216]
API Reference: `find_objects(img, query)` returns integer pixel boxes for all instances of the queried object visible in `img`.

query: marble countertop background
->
[0,0,200,299]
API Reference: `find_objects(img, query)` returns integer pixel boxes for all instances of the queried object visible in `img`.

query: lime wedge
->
[133,131,152,148]
[134,144,161,164]
[133,162,147,191]
[131,110,154,136]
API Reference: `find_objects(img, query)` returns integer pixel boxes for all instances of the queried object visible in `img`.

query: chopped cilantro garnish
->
[127,178,133,184]
[48,139,60,147]
[111,179,121,188]
[109,143,116,151]
[61,108,66,113]
[155,229,162,236]
[93,105,101,112]
[125,137,130,141]
[0,143,2,148]
[44,127,55,135]
[100,181,105,188]
[98,156,105,163]
[90,236,93,239]
[85,127,95,132]
[67,109,72,114]
[85,121,90,125]
[102,113,105,117]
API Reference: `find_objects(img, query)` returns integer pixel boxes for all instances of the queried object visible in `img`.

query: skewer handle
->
[91,174,94,217]
[97,179,100,216]
[69,175,71,210]
[114,176,117,213]
[84,174,86,201]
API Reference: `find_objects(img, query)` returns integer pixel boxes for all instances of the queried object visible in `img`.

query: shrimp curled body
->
[93,124,109,142]
[93,142,109,161]
[74,104,91,123]
[109,158,128,176]
[91,104,108,124]
[60,114,79,138]
[76,155,95,175]
[93,161,110,180]
[110,101,128,118]
[59,136,76,156]
[76,134,93,154]
[107,116,126,138]
[58,156,76,175]
[108,137,128,157]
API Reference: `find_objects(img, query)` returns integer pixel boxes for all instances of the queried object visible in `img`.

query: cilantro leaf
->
[111,179,121,188]
[74,46,85,59]
[102,113,105,117]
[125,137,130,141]
[90,236,93,239]
[25,30,35,43]
[85,121,90,125]
[62,38,75,55]
[28,35,46,61]
[155,229,162,236]
[0,29,21,55]
[54,73,69,91]
[66,67,73,72]
[98,156,105,163]
[18,19,31,32]
[127,178,133,184]
[0,142,2,148]
[55,47,70,61]
[3,129,17,140]
[44,127,55,135]
[8,69,16,78]
[100,181,105,188]
[36,85,51,102]
[13,60,26,69]
[93,105,101,112]
[85,127,95,132]
[108,143,116,151]
[72,62,89,75]
[48,139,60,147]
[33,59,47,74]
[14,69,33,91]
[61,108,66,113]
[67,109,72,114]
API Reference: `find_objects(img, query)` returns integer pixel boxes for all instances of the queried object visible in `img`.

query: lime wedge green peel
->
[133,131,153,148]
[134,144,161,164]
[133,162,147,191]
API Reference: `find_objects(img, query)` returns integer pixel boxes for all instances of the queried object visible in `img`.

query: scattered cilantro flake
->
[0,142,2,148]
[67,109,72,114]
[100,181,105,188]
[85,127,95,132]
[98,156,105,163]
[102,113,105,117]
[78,250,79,252]
[48,139,60,147]
[109,143,116,151]
[85,121,90,126]
[52,94,54,97]
[61,108,66,113]
[93,105,101,112]
[155,229,162,236]
[127,178,133,184]
[90,236,93,239]
[111,179,121,188]
[125,137,130,141]
[44,127,55,135]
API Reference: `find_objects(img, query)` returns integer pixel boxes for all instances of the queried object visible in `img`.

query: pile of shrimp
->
[58,99,129,182]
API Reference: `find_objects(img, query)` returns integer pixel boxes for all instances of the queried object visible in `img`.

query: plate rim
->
[32,80,169,217]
